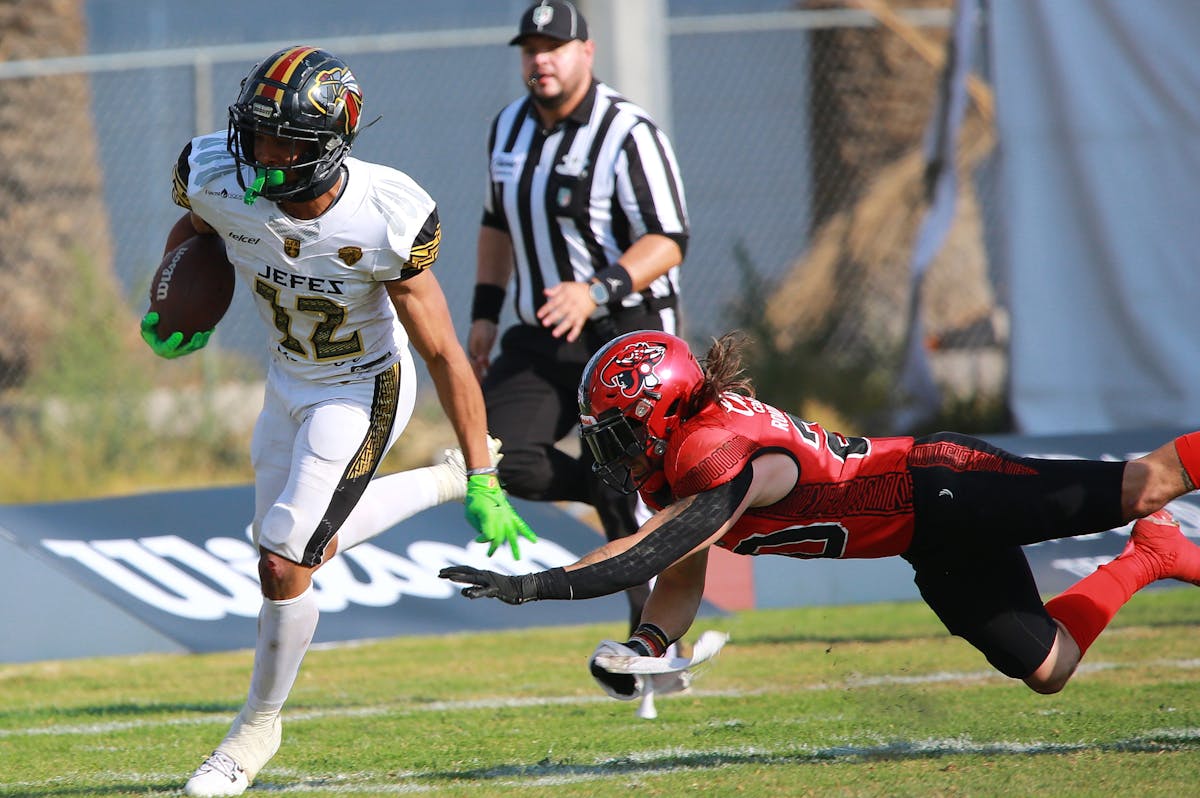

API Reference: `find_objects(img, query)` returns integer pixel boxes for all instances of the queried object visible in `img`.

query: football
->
[147,234,236,339]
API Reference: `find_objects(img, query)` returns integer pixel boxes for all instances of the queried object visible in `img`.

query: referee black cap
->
[510,0,589,46]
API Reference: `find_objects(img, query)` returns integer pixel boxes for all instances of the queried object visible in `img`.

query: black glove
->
[439,565,540,604]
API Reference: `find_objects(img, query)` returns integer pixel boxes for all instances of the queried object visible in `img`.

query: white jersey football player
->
[140,46,535,797]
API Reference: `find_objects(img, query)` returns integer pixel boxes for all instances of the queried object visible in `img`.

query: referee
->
[469,1,689,636]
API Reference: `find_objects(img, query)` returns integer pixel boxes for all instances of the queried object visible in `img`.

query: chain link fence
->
[0,1,1007,499]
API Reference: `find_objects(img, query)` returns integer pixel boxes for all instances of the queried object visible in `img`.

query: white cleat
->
[186,707,281,795]
[184,750,248,797]
[434,435,504,503]
[221,709,281,781]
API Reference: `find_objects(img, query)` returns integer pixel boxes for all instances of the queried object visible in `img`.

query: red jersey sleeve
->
[664,420,763,499]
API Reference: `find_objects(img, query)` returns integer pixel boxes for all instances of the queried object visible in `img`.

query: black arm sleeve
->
[531,467,754,601]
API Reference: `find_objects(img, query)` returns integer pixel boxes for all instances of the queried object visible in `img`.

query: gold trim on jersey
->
[408,222,441,271]
[345,361,400,480]
[299,360,402,568]
[172,166,192,209]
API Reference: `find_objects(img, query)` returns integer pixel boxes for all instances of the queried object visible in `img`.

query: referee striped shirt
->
[482,80,689,326]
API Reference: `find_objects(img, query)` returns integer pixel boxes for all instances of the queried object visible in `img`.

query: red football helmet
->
[579,330,704,492]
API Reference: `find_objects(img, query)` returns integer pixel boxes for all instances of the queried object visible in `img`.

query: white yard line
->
[2,660,1198,794]
[2,656,1198,740]
[5,729,1200,795]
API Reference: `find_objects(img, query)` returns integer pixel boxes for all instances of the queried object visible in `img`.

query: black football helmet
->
[227,46,363,202]
[579,330,704,493]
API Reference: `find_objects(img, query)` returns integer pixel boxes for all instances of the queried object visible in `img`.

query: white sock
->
[245,585,319,715]
[336,467,448,551]
[215,586,317,779]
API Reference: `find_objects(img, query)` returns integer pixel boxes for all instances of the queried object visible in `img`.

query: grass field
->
[3,588,1199,797]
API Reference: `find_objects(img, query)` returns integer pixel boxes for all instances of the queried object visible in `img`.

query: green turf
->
[2,589,1199,797]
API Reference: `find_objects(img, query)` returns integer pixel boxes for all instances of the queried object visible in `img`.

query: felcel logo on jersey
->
[227,232,261,245]
[40,534,580,620]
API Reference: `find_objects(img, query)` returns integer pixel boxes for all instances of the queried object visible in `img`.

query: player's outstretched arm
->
[389,269,535,558]
[440,468,754,603]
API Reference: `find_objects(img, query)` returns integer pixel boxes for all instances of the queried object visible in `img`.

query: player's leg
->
[251,361,413,681]
[909,545,1065,692]
[909,452,1105,694]
[336,431,503,553]
[187,366,408,797]
[582,452,662,717]
[1043,507,1200,679]
[909,432,1128,547]
[908,434,1200,696]
[1117,433,1200,518]
[481,326,592,504]
[186,376,295,796]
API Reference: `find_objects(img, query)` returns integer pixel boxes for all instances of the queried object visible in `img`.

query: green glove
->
[465,473,537,559]
[140,312,212,359]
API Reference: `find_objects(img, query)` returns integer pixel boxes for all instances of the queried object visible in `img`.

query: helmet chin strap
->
[283,165,344,203]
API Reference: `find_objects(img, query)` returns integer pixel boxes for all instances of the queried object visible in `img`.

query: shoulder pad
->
[667,421,759,498]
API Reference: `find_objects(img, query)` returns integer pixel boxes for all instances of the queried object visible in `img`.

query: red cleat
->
[1123,509,1200,586]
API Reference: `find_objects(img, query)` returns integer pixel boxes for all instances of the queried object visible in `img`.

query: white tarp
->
[991,0,1200,433]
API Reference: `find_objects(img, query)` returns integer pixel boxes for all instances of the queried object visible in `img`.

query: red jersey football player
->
[442,329,1200,699]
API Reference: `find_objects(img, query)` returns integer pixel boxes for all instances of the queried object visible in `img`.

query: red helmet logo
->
[598,341,667,399]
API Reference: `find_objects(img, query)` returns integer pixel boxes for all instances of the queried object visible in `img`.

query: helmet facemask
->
[580,408,656,494]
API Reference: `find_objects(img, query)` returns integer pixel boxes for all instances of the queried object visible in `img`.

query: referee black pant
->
[482,311,666,633]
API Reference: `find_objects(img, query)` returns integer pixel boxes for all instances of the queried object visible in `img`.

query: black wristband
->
[471,283,507,323]
[593,263,634,304]
[530,566,573,600]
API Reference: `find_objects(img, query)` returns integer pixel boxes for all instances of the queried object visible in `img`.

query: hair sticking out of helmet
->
[227,46,363,203]
[579,330,704,493]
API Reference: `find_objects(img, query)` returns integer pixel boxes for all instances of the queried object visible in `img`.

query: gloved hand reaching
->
[437,565,540,605]
[464,473,537,559]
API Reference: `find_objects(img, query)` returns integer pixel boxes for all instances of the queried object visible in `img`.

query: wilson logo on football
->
[599,341,667,398]
[154,243,190,301]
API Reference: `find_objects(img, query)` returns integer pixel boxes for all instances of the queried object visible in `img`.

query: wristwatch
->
[587,278,611,306]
